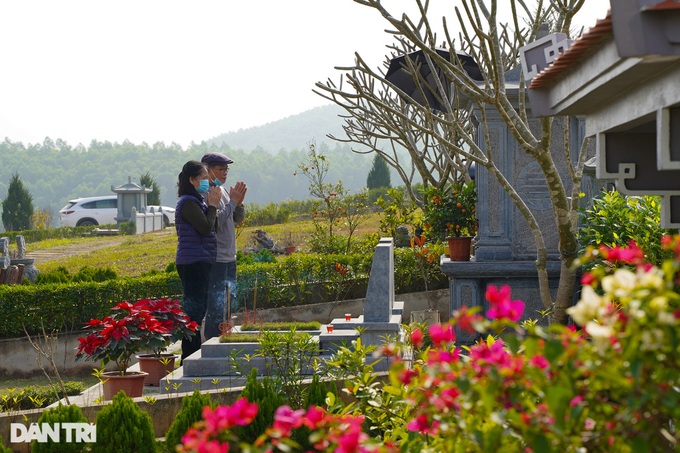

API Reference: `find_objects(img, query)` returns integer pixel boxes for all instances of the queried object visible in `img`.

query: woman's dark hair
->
[177,160,206,197]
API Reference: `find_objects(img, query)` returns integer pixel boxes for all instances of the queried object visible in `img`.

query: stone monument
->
[440,66,592,342]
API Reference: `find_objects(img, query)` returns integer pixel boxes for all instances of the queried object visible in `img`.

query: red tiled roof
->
[529,12,613,89]
[642,0,680,11]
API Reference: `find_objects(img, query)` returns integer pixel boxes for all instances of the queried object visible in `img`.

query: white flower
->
[641,328,665,351]
[657,311,676,325]
[637,268,664,289]
[602,269,637,299]
[585,321,614,352]
[568,286,605,326]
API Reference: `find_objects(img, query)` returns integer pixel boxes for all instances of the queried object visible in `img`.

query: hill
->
[207,104,352,152]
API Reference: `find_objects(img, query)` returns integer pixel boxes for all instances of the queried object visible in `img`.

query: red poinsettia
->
[75,297,198,373]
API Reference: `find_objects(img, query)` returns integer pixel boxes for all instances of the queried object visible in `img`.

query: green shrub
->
[0,273,182,339]
[71,266,117,283]
[246,202,292,226]
[235,369,286,444]
[165,390,214,452]
[579,189,675,266]
[31,404,89,453]
[0,382,85,411]
[0,435,12,453]
[92,391,155,453]
[35,266,72,285]
[0,226,97,243]
[290,374,336,449]
[305,373,331,408]
[118,222,135,236]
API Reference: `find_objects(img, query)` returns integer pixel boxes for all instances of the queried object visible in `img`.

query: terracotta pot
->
[284,245,297,255]
[447,236,473,261]
[136,354,177,386]
[101,371,148,400]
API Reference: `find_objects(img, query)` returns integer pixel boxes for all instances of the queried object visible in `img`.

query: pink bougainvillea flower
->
[271,405,305,437]
[529,355,549,370]
[398,368,419,385]
[410,328,424,348]
[302,405,326,430]
[485,284,512,304]
[203,398,259,433]
[580,271,595,286]
[451,306,482,334]
[570,395,583,407]
[487,298,525,322]
[485,285,524,322]
[428,323,455,347]
[406,414,440,435]
[599,240,644,264]
[425,348,460,366]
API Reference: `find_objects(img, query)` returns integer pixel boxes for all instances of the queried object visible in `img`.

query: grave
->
[160,237,404,393]
[0,236,40,284]
[439,65,593,343]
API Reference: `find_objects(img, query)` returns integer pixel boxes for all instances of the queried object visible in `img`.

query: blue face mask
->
[196,179,210,193]
[212,178,223,187]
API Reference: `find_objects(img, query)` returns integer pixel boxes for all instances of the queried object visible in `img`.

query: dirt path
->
[26,236,130,265]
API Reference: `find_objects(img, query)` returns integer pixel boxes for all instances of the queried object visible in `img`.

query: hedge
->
[0,248,447,340]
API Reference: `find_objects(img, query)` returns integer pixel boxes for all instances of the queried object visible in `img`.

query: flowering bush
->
[422,182,477,240]
[179,236,680,451]
[75,297,197,373]
[179,398,392,453]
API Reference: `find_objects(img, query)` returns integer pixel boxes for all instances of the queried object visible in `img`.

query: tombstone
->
[7,235,40,283]
[440,65,592,342]
[323,237,403,354]
[16,236,26,259]
[0,238,9,270]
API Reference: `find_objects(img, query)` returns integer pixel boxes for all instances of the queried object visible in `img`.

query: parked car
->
[59,196,118,227]
[147,205,176,227]
[59,196,176,228]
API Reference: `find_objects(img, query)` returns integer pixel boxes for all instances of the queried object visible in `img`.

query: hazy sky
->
[0,1,610,148]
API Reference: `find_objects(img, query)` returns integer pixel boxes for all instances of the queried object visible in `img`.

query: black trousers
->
[176,261,212,362]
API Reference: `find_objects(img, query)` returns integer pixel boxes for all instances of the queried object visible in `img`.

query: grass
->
[34,211,385,278]
[239,321,322,332]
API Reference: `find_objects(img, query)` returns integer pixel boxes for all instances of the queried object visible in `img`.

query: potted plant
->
[75,298,198,396]
[423,181,477,261]
[132,297,198,386]
[281,231,297,255]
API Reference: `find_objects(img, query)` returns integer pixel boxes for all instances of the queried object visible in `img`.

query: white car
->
[59,196,118,227]
[59,196,176,228]
[147,205,176,227]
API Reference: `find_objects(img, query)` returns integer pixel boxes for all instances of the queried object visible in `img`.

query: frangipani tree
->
[315,0,591,323]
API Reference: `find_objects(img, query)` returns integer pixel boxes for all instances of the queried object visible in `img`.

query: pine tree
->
[92,391,156,453]
[165,390,215,451]
[1,172,34,231]
[366,155,391,190]
[140,172,161,205]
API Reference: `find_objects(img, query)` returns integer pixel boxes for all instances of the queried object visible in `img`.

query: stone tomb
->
[0,236,40,285]
[161,238,404,393]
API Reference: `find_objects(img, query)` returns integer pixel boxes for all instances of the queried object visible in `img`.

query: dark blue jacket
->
[175,195,217,265]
